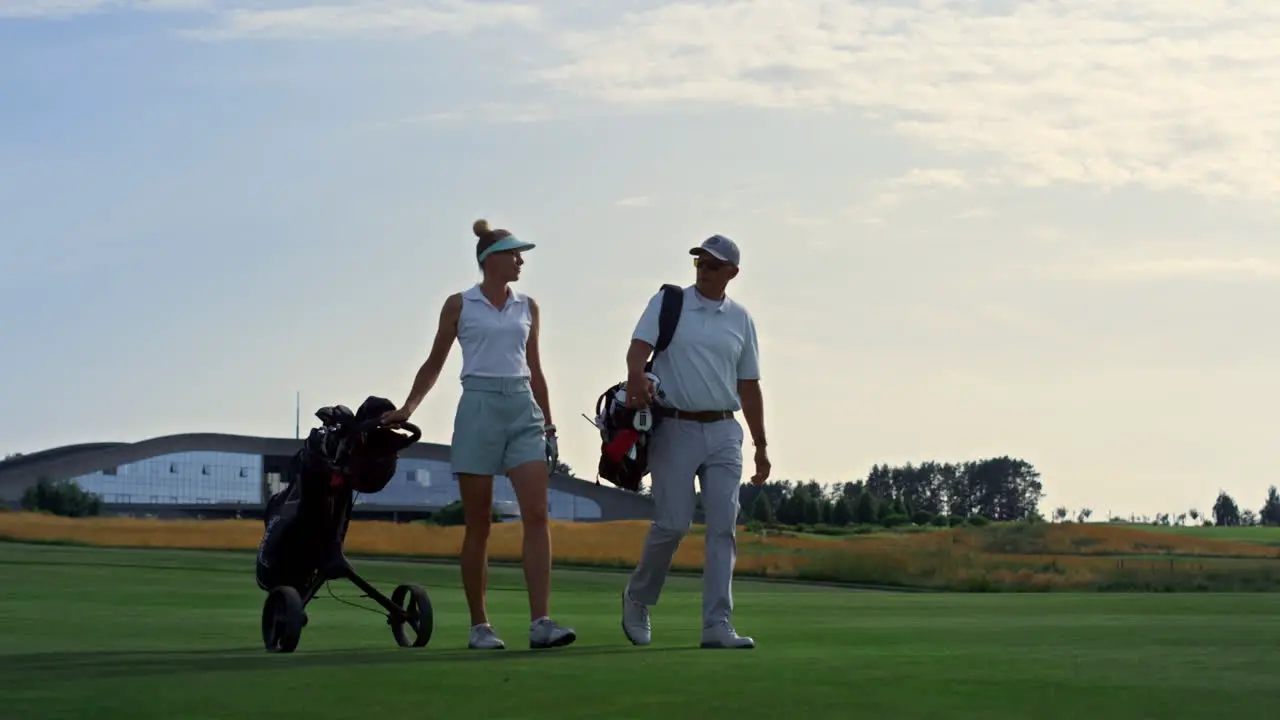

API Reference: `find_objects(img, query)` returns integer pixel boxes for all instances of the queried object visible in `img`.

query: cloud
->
[0,0,109,17]
[0,0,539,38]
[188,0,538,40]
[841,167,973,224]
[615,195,650,208]
[0,0,205,18]
[887,168,969,190]
[903,301,1063,341]
[534,0,1280,200]
[977,304,1055,336]
[953,207,993,220]
[1018,253,1280,284]
[14,0,1278,202]
[392,101,556,126]
[1093,257,1280,281]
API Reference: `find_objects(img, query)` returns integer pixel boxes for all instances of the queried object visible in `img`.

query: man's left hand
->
[750,445,771,485]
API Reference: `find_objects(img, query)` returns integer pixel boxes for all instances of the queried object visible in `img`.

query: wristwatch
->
[544,424,557,436]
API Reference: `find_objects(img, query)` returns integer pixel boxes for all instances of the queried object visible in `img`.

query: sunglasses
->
[694,256,729,271]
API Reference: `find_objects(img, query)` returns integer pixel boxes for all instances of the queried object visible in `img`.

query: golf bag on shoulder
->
[590,283,684,492]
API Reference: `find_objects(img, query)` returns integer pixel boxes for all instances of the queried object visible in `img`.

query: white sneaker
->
[621,587,651,646]
[700,619,755,649]
[529,616,577,649]
[468,623,505,650]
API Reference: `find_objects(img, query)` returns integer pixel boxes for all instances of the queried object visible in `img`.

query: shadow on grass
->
[0,644,694,683]
[0,556,550,597]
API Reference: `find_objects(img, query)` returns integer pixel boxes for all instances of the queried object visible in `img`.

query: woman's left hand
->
[544,426,560,468]
[381,407,413,426]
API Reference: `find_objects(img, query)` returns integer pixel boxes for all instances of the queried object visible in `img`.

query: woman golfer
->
[381,218,576,651]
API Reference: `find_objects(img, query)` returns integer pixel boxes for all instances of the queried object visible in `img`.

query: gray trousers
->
[627,415,744,628]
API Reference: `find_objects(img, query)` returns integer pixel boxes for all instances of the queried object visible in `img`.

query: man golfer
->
[619,234,771,649]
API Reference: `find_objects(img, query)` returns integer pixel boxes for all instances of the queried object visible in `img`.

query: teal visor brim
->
[478,236,536,263]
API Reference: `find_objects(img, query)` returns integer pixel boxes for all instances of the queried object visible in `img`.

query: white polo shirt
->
[456,284,532,378]
[631,285,760,412]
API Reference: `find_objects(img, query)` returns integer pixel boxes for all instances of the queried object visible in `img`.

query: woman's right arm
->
[397,293,463,416]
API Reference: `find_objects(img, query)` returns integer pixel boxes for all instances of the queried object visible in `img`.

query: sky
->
[1,0,1277,521]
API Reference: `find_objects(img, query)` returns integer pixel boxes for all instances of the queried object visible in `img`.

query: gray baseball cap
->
[689,234,740,266]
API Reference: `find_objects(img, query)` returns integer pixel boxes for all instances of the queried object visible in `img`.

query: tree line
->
[1208,487,1280,527]
[1045,486,1280,528]
[732,456,1045,529]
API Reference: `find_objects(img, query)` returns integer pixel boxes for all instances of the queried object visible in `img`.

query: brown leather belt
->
[654,406,735,423]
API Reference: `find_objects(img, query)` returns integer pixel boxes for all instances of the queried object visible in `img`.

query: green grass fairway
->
[2,543,1277,719]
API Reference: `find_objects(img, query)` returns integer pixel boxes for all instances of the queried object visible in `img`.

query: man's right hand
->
[626,373,654,408]
[751,445,772,485]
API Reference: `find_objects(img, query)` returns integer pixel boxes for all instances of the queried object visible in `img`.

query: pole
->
[295,391,300,440]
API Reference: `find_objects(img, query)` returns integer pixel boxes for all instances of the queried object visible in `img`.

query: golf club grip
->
[359,418,421,443]
[399,422,422,444]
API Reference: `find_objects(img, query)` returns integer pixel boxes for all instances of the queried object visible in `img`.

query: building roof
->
[0,432,653,518]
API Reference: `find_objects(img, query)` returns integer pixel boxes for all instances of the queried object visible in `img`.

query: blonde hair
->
[473,218,512,269]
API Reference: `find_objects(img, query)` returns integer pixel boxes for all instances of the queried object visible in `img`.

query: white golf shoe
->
[468,622,505,650]
[529,616,577,649]
[621,586,652,646]
[700,619,755,649]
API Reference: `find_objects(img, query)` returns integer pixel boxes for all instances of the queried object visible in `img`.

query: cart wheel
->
[262,586,305,653]
[390,583,434,648]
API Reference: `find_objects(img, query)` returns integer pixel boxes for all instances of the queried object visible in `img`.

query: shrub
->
[426,500,501,526]
[912,510,935,526]
[20,478,102,518]
[967,515,991,527]
[930,514,950,527]
[881,513,911,528]
[802,523,849,536]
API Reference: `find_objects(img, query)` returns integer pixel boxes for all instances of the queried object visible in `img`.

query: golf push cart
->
[255,396,434,653]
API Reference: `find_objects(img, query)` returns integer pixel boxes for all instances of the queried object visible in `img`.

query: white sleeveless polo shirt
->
[456,284,533,379]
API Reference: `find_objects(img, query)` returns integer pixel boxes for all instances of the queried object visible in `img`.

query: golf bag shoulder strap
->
[645,283,684,372]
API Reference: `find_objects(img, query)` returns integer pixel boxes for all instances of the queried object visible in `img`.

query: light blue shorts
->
[450,375,547,477]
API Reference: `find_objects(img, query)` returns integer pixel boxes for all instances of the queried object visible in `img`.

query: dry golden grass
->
[951,522,1280,558]
[775,521,1280,559]
[2,512,1276,591]
[0,513,813,578]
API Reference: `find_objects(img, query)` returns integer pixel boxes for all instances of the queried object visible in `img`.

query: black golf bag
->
[255,395,420,593]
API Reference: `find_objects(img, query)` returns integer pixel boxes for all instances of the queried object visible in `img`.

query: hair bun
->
[472,219,490,238]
